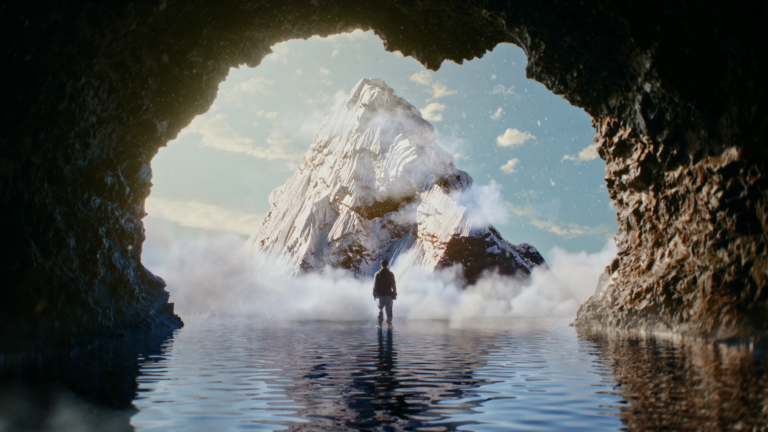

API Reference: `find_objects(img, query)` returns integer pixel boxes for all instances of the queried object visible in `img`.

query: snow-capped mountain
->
[248,78,546,283]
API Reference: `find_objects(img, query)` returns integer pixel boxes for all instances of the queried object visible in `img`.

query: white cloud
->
[409,71,432,86]
[496,128,535,147]
[491,107,503,120]
[529,218,614,239]
[141,227,616,321]
[145,197,262,235]
[500,158,520,174]
[474,180,509,226]
[188,114,301,161]
[319,67,331,76]
[547,240,619,303]
[267,43,290,63]
[420,102,446,122]
[563,143,599,162]
[435,126,469,160]
[491,84,516,96]
[409,71,456,100]
[428,82,457,100]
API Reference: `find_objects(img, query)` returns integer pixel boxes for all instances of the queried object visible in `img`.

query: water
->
[1,318,766,431]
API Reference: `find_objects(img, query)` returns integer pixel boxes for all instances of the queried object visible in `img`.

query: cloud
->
[420,102,446,122]
[188,114,302,161]
[145,198,263,235]
[491,107,503,120]
[409,71,457,100]
[500,158,520,174]
[563,143,600,162]
[496,128,535,147]
[491,84,517,96]
[511,205,532,216]
[319,67,331,76]
[529,218,614,239]
[142,225,617,322]
[474,180,510,226]
[547,240,619,303]
[427,82,457,100]
[409,71,432,86]
[434,125,468,157]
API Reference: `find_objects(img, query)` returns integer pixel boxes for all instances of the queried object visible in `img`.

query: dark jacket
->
[373,268,397,297]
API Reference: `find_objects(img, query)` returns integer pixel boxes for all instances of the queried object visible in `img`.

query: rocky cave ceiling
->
[1,0,766,348]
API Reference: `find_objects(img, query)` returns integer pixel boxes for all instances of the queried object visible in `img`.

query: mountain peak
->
[249,78,546,282]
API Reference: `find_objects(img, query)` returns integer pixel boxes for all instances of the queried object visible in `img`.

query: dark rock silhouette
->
[1,1,765,343]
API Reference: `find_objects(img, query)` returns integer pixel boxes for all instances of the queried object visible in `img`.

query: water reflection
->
[578,330,768,431]
[1,319,766,431]
[0,327,175,432]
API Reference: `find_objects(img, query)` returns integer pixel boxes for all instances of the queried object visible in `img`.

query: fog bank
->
[143,217,617,325]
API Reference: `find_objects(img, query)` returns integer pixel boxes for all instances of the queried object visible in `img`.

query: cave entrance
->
[141,30,616,307]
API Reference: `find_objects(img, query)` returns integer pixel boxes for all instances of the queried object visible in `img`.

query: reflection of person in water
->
[372,259,397,329]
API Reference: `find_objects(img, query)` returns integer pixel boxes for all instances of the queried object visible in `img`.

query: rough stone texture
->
[2,0,766,345]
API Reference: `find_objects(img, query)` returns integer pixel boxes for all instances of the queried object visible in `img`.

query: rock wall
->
[2,0,765,346]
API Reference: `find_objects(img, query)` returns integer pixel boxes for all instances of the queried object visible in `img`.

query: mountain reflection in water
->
[0,319,765,431]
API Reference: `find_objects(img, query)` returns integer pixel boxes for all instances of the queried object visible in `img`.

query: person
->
[372,259,397,329]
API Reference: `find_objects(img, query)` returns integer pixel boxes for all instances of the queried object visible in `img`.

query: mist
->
[143,217,617,325]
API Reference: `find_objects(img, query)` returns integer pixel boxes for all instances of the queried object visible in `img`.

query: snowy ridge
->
[248,78,546,281]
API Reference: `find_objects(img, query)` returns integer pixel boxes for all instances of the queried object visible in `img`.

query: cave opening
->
[2,1,764,347]
[3,3,767,428]
[141,31,617,317]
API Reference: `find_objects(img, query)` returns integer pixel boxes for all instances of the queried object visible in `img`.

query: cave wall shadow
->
[0,326,175,431]
[1,0,766,345]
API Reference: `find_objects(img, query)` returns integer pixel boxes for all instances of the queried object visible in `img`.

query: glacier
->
[247,78,546,283]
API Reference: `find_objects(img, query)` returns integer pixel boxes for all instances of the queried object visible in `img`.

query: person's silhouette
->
[372,259,397,329]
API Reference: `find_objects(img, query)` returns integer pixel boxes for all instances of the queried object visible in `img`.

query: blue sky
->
[147,30,617,260]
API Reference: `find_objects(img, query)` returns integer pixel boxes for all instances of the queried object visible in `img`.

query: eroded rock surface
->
[2,1,766,344]
[249,79,545,280]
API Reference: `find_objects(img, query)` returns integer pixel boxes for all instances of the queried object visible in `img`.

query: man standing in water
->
[373,259,397,330]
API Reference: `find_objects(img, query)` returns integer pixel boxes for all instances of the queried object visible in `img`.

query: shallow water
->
[1,318,766,431]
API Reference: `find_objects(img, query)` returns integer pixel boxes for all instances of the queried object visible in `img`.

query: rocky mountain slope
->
[248,78,546,282]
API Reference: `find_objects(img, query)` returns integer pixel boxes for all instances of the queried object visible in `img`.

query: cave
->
[2,0,766,348]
